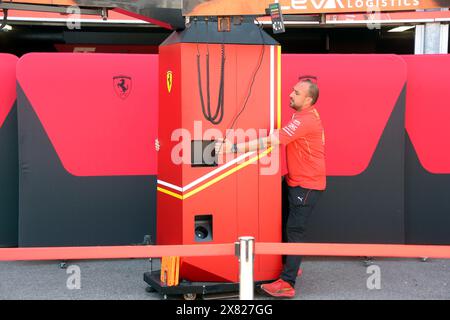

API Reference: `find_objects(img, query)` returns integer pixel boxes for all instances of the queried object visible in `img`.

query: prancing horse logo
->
[113,76,132,99]
[166,71,173,93]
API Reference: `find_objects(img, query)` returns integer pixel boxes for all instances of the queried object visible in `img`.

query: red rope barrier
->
[1,242,450,262]
[256,243,450,259]
[0,244,235,261]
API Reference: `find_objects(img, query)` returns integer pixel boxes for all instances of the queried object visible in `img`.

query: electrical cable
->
[217,19,267,153]
[194,18,267,156]
[197,19,225,125]
[226,20,266,133]
[0,9,8,30]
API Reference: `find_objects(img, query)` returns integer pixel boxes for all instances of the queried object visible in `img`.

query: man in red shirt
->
[216,76,326,298]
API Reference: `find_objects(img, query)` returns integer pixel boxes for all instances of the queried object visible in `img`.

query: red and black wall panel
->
[0,54,19,248]
[282,55,407,244]
[16,53,158,247]
[403,55,450,245]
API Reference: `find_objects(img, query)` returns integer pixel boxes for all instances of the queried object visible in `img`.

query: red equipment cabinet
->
[157,21,282,282]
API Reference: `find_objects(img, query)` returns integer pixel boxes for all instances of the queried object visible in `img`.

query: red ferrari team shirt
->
[277,105,326,190]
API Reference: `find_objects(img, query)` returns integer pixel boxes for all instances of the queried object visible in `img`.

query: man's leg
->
[280,186,323,287]
[281,179,290,264]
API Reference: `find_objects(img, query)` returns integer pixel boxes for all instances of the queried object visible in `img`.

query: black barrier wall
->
[16,53,158,247]
[1,53,448,247]
[280,54,450,245]
[0,54,19,248]
[0,105,18,247]
[281,55,407,244]
[403,55,450,245]
[307,87,406,244]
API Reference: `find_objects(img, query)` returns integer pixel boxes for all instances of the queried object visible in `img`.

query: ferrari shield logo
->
[166,71,173,93]
[113,76,132,99]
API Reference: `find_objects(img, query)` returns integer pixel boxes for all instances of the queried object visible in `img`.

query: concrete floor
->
[0,256,449,300]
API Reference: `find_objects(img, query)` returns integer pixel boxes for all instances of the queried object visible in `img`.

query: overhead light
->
[388,26,415,32]
[1,24,12,31]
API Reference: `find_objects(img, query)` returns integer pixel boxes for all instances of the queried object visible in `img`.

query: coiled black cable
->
[226,20,266,133]
[0,9,8,30]
[197,20,226,125]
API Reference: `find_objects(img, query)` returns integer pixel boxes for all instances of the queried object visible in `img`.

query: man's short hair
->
[299,76,319,105]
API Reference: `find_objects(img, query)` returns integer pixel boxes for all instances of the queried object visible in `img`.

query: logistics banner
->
[184,0,450,15]
[5,0,450,16]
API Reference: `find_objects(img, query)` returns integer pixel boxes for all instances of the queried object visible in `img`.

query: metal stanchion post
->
[237,236,255,300]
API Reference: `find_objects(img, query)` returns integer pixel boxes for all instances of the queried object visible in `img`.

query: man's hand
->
[215,139,233,155]
[155,139,160,152]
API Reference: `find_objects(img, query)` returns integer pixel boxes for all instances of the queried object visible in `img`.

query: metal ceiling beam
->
[0,3,104,15]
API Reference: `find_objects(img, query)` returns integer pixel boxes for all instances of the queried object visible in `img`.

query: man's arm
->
[215,133,281,155]
[215,114,310,155]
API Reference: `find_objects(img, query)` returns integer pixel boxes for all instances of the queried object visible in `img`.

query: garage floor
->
[0,257,449,300]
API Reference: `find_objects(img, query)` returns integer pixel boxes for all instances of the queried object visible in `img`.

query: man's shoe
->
[260,279,296,298]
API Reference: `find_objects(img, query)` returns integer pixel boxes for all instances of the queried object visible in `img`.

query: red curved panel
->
[0,54,18,128]
[282,54,406,176]
[403,55,450,174]
[17,53,158,176]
